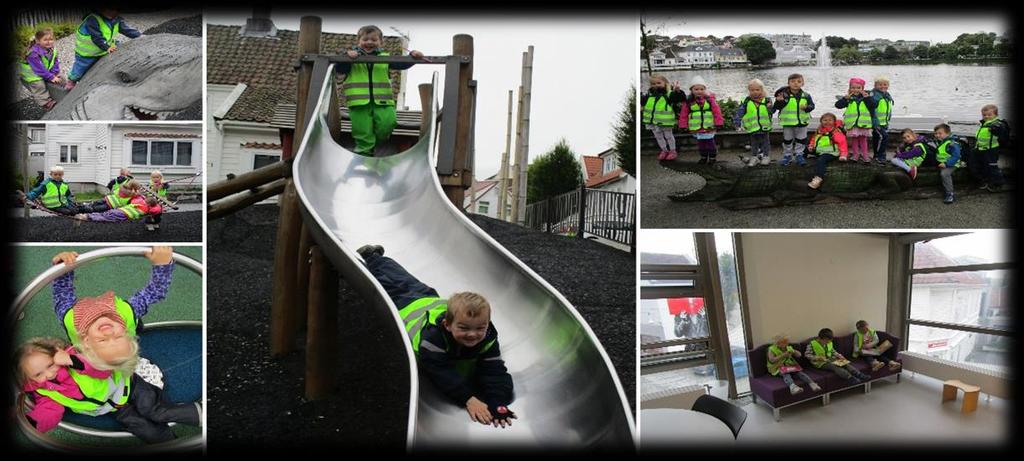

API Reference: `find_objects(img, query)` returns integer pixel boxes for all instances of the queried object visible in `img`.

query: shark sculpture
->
[43,33,201,121]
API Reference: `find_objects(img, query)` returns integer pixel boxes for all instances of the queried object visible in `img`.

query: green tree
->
[526,139,583,204]
[612,87,636,177]
[735,35,776,65]
[912,44,929,59]
[835,45,862,64]
[976,42,994,57]
[825,36,848,50]
[995,41,1012,57]
[883,45,900,61]
[868,48,884,62]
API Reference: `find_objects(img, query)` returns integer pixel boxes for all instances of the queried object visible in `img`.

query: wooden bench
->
[942,380,981,413]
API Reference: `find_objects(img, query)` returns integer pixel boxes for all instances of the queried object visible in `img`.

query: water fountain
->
[817,36,831,67]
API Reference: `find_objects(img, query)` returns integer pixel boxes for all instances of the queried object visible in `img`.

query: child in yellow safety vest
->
[45,248,200,442]
[806,113,848,190]
[336,25,424,156]
[891,128,928,180]
[970,104,1010,192]
[19,28,63,110]
[82,178,141,213]
[767,335,822,395]
[642,74,685,161]
[146,170,169,231]
[16,337,111,433]
[834,77,877,164]
[933,123,964,204]
[75,195,161,222]
[65,9,141,90]
[804,328,870,386]
[22,165,84,215]
[869,76,895,164]
[734,78,776,166]
[772,73,816,166]
[678,76,724,164]
[852,320,901,372]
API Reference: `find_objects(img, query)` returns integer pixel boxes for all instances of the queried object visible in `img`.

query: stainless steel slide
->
[293,70,635,450]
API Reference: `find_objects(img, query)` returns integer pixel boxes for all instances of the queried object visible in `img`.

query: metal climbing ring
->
[10,247,204,452]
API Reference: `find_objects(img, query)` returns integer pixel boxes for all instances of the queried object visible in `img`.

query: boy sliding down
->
[357,244,516,427]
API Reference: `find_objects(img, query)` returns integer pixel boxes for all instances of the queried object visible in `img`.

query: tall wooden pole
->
[305,245,338,400]
[438,34,474,207]
[511,45,534,224]
[418,83,433,137]
[271,15,320,357]
[497,90,513,221]
[509,85,525,223]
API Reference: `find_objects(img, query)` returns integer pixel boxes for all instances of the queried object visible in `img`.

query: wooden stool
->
[942,379,981,413]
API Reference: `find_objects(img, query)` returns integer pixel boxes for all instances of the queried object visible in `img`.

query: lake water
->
[648,64,1011,123]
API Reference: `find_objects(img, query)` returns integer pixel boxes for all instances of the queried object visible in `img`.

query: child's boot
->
[871,360,885,371]
[909,166,918,180]
[356,244,385,260]
[747,156,759,167]
[789,384,804,395]
[809,382,822,392]
[146,224,155,232]
[665,150,678,161]
[888,361,902,371]
[657,150,668,160]
[943,192,955,204]
[780,154,792,166]
[808,176,823,189]
[760,155,771,166]
[795,154,807,167]
[64,80,76,91]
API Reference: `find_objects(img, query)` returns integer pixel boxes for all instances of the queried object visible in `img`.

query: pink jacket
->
[678,93,724,132]
[22,347,112,433]
[809,124,849,159]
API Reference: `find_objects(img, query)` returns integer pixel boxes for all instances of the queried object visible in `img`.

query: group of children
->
[16,247,200,442]
[643,72,1011,204]
[767,321,900,396]
[23,166,170,231]
[18,9,140,111]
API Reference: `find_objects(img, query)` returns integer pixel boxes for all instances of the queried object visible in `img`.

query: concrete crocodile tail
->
[43,34,201,121]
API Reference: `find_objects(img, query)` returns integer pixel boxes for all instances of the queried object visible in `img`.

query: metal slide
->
[292,70,635,450]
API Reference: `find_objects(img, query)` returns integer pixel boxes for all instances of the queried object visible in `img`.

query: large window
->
[904,231,1012,372]
[59,144,78,164]
[131,140,196,166]
[253,153,280,170]
[29,128,45,143]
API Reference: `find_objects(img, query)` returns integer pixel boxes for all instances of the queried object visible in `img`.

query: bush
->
[526,139,583,204]
[718,97,740,131]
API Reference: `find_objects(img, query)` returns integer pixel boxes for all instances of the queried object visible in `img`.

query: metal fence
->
[524,186,635,248]
[10,9,87,29]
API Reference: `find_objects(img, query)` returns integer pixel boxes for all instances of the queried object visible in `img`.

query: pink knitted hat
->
[73,291,125,337]
[849,77,866,87]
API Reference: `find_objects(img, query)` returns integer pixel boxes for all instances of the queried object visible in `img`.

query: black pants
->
[115,373,200,444]
[969,148,1005,187]
[145,213,162,225]
[48,205,81,216]
[365,254,439,310]
[85,199,111,213]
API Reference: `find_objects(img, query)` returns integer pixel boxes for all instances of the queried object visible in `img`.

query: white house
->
[771,33,814,49]
[715,47,749,66]
[25,124,46,180]
[36,123,202,193]
[906,243,989,366]
[206,20,411,185]
[463,174,511,219]
[772,46,815,65]
[582,149,635,194]
[674,45,717,68]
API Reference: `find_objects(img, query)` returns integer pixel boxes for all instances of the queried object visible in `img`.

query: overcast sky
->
[207,11,636,180]
[645,13,1008,43]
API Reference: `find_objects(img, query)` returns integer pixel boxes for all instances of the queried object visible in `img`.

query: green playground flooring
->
[12,245,204,449]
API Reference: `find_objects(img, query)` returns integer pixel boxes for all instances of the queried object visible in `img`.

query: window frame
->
[129,138,199,167]
[58,144,79,164]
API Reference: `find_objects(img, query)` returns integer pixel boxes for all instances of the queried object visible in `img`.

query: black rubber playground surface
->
[206,204,635,450]
[13,211,202,242]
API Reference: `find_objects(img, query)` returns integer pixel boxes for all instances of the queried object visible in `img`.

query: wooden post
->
[305,245,338,400]
[497,90,513,221]
[438,34,474,207]
[271,16,320,357]
[418,83,433,138]
[509,85,524,223]
[296,224,312,331]
[511,46,534,225]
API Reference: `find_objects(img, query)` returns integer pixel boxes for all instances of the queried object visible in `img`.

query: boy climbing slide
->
[357,244,516,428]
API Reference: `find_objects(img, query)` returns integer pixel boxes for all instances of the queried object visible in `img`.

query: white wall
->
[44,124,105,189]
[741,233,891,345]
[214,125,281,182]
[466,186,501,219]
[111,124,202,186]
[206,84,234,182]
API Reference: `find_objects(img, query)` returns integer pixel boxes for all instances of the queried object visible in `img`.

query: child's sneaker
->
[871,360,885,371]
[909,166,918,180]
[847,376,862,385]
[876,158,888,165]
[789,384,804,395]
[665,150,678,161]
[795,154,807,166]
[657,151,669,160]
[838,155,848,162]
[943,192,955,204]
[760,155,771,166]
[780,155,792,166]
[888,361,902,371]
[855,370,870,380]
[809,382,822,392]
[356,244,385,260]
[860,157,871,164]
[808,176,823,189]
[154,223,160,229]
[146,224,155,232]
[64,80,76,91]
[747,156,759,167]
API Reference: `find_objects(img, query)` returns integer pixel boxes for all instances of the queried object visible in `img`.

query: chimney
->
[240,6,277,38]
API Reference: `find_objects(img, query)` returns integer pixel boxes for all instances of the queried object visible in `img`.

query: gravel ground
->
[9,9,200,120]
[207,205,635,450]
[13,210,201,242]
[640,155,1015,229]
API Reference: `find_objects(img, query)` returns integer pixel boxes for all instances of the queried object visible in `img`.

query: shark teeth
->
[123,104,181,121]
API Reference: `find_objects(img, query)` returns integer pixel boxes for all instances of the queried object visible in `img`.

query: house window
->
[253,153,280,170]
[131,139,197,166]
[29,128,45,143]
[59,144,78,163]
[477,200,490,215]
[602,155,617,175]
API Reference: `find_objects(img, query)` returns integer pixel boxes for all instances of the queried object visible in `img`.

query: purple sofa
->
[748,331,902,421]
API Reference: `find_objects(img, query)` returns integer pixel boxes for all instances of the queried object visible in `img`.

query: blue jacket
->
[940,136,962,168]
[80,14,141,51]
[26,178,75,205]
[418,319,514,408]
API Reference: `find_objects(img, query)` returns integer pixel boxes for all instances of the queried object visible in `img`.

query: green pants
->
[349,103,397,155]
